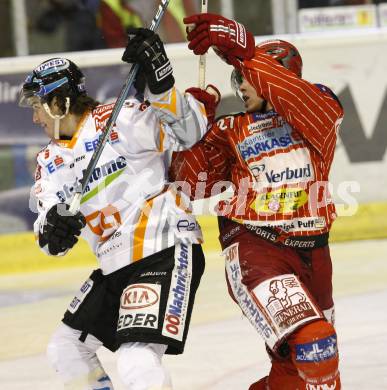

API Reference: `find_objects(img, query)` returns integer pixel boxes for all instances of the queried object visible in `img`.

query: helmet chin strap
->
[42,97,70,139]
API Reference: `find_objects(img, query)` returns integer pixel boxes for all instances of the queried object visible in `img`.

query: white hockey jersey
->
[33,87,207,275]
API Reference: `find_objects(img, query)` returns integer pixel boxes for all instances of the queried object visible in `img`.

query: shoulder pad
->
[314,83,342,108]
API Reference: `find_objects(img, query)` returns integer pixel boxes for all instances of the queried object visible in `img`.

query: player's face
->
[31,99,57,139]
[239,78,266,113]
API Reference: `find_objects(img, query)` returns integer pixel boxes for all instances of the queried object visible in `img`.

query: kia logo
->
[121,284,159,310]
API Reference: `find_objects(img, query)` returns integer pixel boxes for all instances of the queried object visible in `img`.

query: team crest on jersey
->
[92,103,114,132]
[93,103,115,116]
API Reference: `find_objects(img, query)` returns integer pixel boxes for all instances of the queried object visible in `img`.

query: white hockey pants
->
[47,323,172,390]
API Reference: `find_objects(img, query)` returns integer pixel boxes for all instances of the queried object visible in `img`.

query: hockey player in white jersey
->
[20,28,217,390]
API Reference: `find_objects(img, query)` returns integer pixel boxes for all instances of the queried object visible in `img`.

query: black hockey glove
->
[39,203,86,255]
[122,28,175,94]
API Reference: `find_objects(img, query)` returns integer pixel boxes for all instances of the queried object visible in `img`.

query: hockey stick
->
[198,0,208,89]
[69,0,170,214]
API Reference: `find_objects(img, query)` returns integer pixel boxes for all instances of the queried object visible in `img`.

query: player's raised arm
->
[240,42,343,161]
[122,27,216,150]
[184,13,343,163]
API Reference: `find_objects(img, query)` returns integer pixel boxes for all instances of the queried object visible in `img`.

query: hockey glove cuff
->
[184,13,255,63]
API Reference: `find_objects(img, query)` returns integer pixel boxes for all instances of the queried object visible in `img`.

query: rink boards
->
[0,203,387,274]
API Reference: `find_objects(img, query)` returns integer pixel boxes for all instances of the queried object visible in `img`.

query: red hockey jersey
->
[172,48,344,237]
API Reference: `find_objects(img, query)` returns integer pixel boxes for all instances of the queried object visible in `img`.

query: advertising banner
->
[298,5,377,33]
[378,3,387,27]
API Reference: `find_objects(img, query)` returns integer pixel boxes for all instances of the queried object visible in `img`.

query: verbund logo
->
[249,148,314,186]
[265,164,312,184]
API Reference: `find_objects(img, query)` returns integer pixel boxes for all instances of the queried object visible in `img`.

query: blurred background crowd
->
[1,0,387,57]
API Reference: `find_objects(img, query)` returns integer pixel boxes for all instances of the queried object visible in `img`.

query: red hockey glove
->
[185,84,221,124]
[184,13,255,64]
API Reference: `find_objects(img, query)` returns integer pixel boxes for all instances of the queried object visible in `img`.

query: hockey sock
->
[117,342,172,390]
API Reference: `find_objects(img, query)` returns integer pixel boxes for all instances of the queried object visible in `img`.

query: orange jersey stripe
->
[132,198,154,261]
[56,110,89,149]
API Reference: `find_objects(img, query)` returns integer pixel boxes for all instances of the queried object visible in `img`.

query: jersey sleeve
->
[32,149,69,257]
[240,49,344,164]
[145,86,209,151]
[170,115,235,199]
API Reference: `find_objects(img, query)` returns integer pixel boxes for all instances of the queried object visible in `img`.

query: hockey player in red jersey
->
[172,13,344,390]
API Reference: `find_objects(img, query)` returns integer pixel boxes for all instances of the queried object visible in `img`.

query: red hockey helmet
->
[256,39,303,77]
